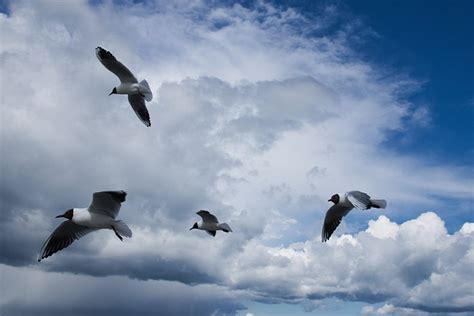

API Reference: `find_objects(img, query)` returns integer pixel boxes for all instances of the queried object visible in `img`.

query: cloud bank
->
[1,213,473,315]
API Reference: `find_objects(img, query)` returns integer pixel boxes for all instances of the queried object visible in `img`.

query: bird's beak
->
[189,227,194,230]
[55,214,65,218]
[328,199,331,202]
[108,91,114,96]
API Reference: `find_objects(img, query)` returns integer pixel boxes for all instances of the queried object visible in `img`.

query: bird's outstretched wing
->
[128,93,151,127]
[197,210,219,223]
[321,204,352,242]
[38,221,96,261]
[96,47,138,83]
[89,191,127,219]
[206,230,216,237]
[347,191,371,210]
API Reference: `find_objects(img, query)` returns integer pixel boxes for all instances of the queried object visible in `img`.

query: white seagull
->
[38,191,132,262]
[96,46,153,127]
[190,210,232,237]
[322,191,387,242]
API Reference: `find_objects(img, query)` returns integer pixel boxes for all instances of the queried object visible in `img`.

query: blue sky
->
[347,0,474,232]
[348,0,473,165]
[273,0,474,166]
[0,1,473,315]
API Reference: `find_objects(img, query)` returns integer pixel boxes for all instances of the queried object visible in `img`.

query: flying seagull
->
[96,46,153,127]
[38,191,132,262]
[321,191,387,242]
[190,210,232,237]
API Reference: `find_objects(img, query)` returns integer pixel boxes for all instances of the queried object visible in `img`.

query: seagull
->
[321,191,387,242]
[96,46,153,127]
[190,210,232,237]
[38,191,132,262]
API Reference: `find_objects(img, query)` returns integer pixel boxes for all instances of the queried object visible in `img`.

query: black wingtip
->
[116,191,127,202]
[95,46,116,62]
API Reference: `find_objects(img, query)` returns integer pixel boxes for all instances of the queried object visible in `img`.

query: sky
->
[0,0,473,315]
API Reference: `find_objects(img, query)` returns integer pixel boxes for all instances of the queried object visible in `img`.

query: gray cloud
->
[0,264,247,316]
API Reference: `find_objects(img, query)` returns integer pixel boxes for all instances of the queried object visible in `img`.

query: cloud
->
[361,304,423,316]
[2,212,474,315]
[224,213,474,313]
[0,264,247,316]
[0,0,473,315]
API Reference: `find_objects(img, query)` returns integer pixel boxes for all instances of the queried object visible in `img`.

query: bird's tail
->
[139,79,153,102]
[113,220,133,238]
[218,223,232,233]
[370,199,387,209]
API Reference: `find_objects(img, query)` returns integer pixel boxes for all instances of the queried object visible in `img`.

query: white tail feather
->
[114,220,132,238]
[370,199,387,209]
[139,79,153,102]
[218,223,232,233]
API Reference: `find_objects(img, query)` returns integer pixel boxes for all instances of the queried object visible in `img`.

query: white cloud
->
[361,304,424,316]
[366,215,399,239]
[219,212,474,313]
[460,223,474,235]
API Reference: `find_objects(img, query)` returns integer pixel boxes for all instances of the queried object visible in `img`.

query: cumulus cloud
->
[0,0,473,315]
[366,215,399,239]
[2,212,474,315]
[221,213,474,313]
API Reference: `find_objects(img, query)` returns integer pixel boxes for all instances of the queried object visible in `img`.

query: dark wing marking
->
[96,47,138,83]
[321,204,353,242]
[347,191,371,210]
[128,93,151,127]
[89,190,127,219]
[197,210,219,223]
[206,230,216,237]
[38,221,96,261]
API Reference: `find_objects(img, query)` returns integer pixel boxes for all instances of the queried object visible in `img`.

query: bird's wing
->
[95,47,138,83]
[347,191,371,210]
[197,210,219,223]
[38,221,96,261]
[89,191,127,219]
[321,204,352,242]
[206,230,216,237]
[128,93,151,127]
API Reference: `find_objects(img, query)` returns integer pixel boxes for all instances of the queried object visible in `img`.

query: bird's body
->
[190,210,232,237]
[38,191,132,261]
[71,208,116,229]
[321,191,386,242]
[195,221,226,232]
[95,46,152,127]
[115,83,141,95]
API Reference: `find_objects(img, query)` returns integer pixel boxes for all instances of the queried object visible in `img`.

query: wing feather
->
[206,230,216,237]
[347,191,371,210]
[96,47,138,83]
[128,94,151,127]
[197,210,219,223]
[89,191,127,219]
[321,204,352,242]
[38,221,96,261]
